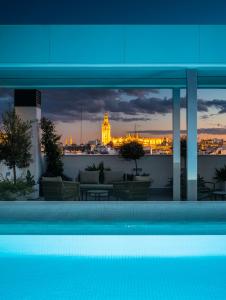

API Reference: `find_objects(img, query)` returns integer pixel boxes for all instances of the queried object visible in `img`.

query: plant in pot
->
[41,117,64,178]
[0,109,35,200]
[214,165,226,191]
[119,141,145,179]
[40,117,73,196]
[85,162,111,183]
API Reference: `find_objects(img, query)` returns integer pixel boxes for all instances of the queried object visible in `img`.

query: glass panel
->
[0,88,173,201]
[197,89,226,201]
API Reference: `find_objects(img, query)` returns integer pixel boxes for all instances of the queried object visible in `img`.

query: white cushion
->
[104,171,124,184]
[80,171,99,184]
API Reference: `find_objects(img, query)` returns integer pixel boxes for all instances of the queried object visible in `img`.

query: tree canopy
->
[119,141,145,175]
[0,110,32,183]
[41,117,63,177]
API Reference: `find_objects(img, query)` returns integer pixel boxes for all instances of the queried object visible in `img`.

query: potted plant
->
[0,110,36,199]
[214,165,226,191]
[41,117,64,177]
[85,162,111,183]
[119,141,145,176]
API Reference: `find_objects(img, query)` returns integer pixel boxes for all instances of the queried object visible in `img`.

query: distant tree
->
[41,117,63,177]
[0,109,32,184]
[119,141,145,175]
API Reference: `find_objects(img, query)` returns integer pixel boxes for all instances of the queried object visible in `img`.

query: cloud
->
[0,89,14,121]
[202,99,226,114]
[133,128,226,135]
[1,88,226,124]
[41,89,173,123]
[40,89,226,123]
[0,89,13,109]
[198,128,226,135]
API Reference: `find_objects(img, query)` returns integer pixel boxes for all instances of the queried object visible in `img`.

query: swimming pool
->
[0,222,226,299]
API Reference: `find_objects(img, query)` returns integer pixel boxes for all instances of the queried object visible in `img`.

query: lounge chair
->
[42,177,80,200]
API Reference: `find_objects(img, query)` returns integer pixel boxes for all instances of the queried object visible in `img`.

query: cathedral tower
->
[101,112,111,145]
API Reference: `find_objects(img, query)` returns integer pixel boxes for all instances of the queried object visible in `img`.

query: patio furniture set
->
[41,170,152,201]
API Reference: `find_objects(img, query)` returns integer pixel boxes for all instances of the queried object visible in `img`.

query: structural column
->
[14,89,42,197]
[186,70,198,200]
[173,89,181,201]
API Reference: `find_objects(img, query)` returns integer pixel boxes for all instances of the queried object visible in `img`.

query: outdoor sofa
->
[79,170,124,199]
[79,170,151,200]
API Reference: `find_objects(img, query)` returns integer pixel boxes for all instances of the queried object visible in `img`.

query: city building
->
[65,137,74,145]
[101,112,111,145]
[101,112,171,153]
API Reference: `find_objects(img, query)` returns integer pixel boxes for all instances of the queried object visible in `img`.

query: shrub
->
[41,117,63,177]
[0,172,35,200]
[214,165,226,182]
[0,110,32,184]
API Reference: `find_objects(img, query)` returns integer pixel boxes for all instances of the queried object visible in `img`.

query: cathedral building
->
[101,112,169,149]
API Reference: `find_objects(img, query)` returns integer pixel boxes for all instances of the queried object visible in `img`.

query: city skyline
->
[1,88,226,143]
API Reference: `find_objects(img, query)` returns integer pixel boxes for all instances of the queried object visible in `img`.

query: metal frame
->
[186,69,198,200]
[173,88,181,200]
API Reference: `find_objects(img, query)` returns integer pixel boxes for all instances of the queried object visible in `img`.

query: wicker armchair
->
[113,181,150,200]
[42,177,80,200]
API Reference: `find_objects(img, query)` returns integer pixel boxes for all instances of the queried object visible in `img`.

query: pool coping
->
[0,201,225,222]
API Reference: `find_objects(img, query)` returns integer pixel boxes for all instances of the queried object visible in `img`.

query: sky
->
[1,88,226,143]
[0,0,226,24]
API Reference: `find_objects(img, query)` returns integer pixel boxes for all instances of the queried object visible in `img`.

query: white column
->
[14,90,42,198]
[173,89,181,201]
[186,70,198,201]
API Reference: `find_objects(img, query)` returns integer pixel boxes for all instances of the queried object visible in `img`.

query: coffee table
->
[86,189,109,200]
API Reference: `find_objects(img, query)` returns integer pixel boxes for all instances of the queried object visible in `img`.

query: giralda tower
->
[101,112,111,145]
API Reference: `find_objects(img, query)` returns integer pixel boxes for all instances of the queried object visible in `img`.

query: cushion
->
[42,176,62,182]
[80,171,99,184]
[104,171,124,184]
[134,175,151,182]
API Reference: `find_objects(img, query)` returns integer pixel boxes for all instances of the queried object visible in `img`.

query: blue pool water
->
[0,223,226,299]
[0,221,226,235]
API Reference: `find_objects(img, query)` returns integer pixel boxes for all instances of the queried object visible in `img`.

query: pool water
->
[0,234,226,299]
[0,221,226,235]
[1,255,226,300]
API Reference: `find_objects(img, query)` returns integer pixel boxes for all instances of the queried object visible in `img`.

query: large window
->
[0,88,174,200]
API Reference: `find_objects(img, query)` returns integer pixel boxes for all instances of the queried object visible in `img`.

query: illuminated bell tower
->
[101,112,111,145]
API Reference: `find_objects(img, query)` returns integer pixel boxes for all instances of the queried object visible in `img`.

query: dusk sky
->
[1,88,226,143]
